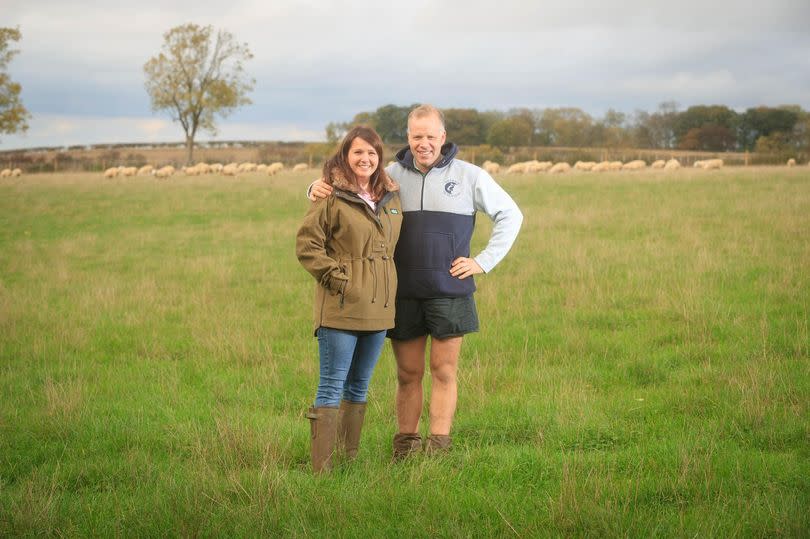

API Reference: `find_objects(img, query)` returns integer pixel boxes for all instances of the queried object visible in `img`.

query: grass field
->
[1,168,808,537]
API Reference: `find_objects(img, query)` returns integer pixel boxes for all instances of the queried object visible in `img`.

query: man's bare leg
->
[392,336,427,433]
[428,336,462,436]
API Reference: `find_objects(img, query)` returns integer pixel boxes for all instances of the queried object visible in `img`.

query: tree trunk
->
[185,135,195,166]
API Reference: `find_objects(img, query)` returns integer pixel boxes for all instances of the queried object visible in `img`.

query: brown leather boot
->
[338,400,366,460]
[392,432,422,461]
[425,434,452,455]
[306,406,340,473]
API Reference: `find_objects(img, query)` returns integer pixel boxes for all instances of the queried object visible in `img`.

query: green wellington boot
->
[338,400,367,461]
[306,406,340,473]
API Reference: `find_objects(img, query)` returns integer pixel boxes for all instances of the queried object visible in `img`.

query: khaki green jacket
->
[296,170,402,334]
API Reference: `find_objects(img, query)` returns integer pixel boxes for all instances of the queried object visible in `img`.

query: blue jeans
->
[315,327,386,407]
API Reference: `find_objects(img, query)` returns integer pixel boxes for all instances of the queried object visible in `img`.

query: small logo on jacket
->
[443,180,461,197]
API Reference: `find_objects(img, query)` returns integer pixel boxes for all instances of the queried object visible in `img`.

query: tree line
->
[327,103,810,157]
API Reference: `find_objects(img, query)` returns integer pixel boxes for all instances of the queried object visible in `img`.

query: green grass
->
[1,168,808,537]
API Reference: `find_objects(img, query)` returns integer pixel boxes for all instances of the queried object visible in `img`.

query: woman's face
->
[347,136,378,183]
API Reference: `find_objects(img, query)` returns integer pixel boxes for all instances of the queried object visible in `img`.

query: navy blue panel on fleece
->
[394,210,476,299]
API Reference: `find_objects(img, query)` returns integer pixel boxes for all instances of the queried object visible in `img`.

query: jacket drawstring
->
[383,255,390,307]
[369,256,377,304]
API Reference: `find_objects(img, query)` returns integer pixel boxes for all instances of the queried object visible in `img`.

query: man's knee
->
[397,362,424,386]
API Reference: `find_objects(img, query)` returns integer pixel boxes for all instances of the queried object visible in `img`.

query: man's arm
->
[470,169,523,273]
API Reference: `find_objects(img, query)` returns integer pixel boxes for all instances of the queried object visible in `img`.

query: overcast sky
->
[2,0,809,150]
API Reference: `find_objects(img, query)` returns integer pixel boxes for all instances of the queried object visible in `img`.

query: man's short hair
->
[408,104,446,132]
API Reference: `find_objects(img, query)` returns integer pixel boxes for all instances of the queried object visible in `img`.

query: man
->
[308,104,522,459]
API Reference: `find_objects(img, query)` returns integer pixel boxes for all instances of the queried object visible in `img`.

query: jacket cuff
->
[321,271,348,295]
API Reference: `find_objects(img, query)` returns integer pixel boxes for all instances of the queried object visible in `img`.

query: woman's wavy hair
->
[322,125,389,201]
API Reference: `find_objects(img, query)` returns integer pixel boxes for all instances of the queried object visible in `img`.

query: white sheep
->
[137,165,154,176]
[11,168,22,177]
[548,162,571,174]
[573,161,596,171]
[0,168,11,177]
[695,159,723,170]
[121,167,137,177]
[103,167,118,178]
[651,160,666,169]
[507,162,527,174]
[237,162,258,173]
[222,163,239,176]
[590,161,610,172]
[267,162,284,175]
[482,160,501,174]
[787,158,796,167]
[527,161,553,173]
[257,164,269,173]
[154,165,175,178]
[622,160,647,171]
[209,163,223,173]
[664,159,681,170]
[608,161,623,171]
[292,163,309,172]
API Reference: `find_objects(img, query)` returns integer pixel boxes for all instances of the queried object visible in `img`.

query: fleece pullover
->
[386,142,522,299]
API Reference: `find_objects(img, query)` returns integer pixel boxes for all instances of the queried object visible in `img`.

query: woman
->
[296,126,402,473]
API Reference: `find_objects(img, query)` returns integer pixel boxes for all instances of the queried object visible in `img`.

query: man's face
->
[407,114,446,171]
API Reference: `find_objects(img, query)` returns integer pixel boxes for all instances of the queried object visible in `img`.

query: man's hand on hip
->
[449,257,483,280]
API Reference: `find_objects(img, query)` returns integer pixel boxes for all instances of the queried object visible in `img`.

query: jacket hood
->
[325,164,399,195]
[395,142,458,173]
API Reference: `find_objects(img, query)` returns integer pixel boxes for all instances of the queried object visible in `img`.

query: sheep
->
[548,162,571,174]
[209,163,223,173]
[787,158,796,167]
[507,162,527,174]
[608,161,624,171]
[526,161,553,173]
[267,162,284,175]
[121,167,137,177]
[482,160,501,174]
[11,168,22,177]
[573,161,596,171]
[1,168,12,177]
[651,160,666,169]
[222,163,239,176]
[154,166,175,179]
[237,162,258,173]
[104,167,119,178]
[622,160,647,171]
[292,163,309,172]
[137,165,154,176]
[590,161,611,173]
[703,159,723,169]
[664,159,681,170]
[256,164,269,173]
[695,159,723,170]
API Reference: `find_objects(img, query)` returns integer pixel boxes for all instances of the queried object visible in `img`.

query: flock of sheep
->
[101,161,311,178]
[0,156,805,180]
[485,156,805,175]
[483,158,728,175]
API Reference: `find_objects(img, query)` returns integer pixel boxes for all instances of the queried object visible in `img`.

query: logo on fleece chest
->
[441,177,463,198]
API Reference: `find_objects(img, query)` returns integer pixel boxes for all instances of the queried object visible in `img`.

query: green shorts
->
[387,295,479,340]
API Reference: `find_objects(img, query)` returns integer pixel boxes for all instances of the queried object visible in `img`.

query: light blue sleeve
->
[471,168,523,273]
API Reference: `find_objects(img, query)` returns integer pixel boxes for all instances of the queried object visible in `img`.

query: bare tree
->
[0,26,31,139]
[144,23,254,164]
